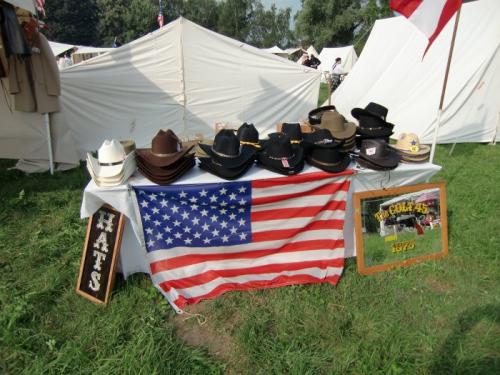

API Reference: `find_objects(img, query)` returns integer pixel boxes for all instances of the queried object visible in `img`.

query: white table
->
[81,162,441,278]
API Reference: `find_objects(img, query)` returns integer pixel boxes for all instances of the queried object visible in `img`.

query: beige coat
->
[8,31,60,113]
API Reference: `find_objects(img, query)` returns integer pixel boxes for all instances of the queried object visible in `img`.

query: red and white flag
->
[390,0,462,54]
[35,0,46,17]
[134,170,353,312]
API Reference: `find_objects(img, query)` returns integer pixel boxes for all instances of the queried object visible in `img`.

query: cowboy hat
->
[237,123,262,150]
[258,132,304,175]
[308,105,337,125]
[317,111,356,140]
[392,133,430,156]
[351,102,389,121]
[136,129,193,168]
[86,139,136,179]
[357,139,400,169]
[198,129,256,169]
[198,156,254,180]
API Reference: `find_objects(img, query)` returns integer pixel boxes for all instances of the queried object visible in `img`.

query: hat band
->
[211,147,241,159]
[267,153,295,161]
[360,125,386,131]
[240,141,261,149]
[290,140,302,144]
[310,157,344,167]
[99,160,124,166]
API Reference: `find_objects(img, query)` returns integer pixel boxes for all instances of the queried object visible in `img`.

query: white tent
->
[49,41,75,56]
[328,0,500,144]
[54,17,321,158]
[318,46,358,74]
[262,45,288,58]
[3,0,35,13]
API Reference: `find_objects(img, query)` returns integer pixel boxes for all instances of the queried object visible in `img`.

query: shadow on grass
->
[430,303,500,374]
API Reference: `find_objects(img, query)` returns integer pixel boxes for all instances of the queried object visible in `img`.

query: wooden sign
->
[76,205,125,305]
[353,182,448,275]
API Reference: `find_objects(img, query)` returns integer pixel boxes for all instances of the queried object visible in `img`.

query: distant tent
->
[328,0,500,144]
[54,17,321,158]
[49,41,75,57]
[262,45,288,58]
[72,46,114,64]
[296,45,319,65]
[318,46,358,74]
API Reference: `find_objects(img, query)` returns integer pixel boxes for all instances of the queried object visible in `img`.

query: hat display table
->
[81,162,441,279]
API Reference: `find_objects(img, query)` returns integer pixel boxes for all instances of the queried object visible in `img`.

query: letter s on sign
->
[89,271,101,292]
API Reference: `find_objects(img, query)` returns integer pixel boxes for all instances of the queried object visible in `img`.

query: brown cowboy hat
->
[318,111,356,140]
[136,129,193,168]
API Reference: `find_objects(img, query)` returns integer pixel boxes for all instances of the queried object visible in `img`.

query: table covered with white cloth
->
[81,162,441,279]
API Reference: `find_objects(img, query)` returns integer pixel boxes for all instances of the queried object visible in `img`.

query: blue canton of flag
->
[134,182,252,252]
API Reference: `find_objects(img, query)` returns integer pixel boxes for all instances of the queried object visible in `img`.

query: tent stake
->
[430,5,462,164]
[44,113,54,175]
[448,142,457,156]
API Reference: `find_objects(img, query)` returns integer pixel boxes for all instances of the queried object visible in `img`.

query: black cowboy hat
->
[308,105,337,125]
[237,122,262,150]
[281,123,304,144]
[198,129,256,169]
[351,102,389,121]
[258,132,304,175]
[198,156,254,180]
[357,139,400,169]
[303,128,341,150]
[356,115,394,138]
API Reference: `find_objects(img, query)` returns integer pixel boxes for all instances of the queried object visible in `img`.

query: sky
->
[262,0,302,16]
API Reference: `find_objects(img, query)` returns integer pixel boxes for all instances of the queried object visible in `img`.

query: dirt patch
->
[173,303,246,374]
[425,276,454,293]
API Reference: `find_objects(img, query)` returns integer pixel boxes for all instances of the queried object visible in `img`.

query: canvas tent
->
[53,17,321,158]
[262,45,288,58]
[328,0,500,144]
[49,41,75,57]
[318,46,358,75]
[3,0,34,13]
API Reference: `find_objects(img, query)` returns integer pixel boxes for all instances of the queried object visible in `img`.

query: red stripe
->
[252,170,353,188]
[150,238,344,274]
[172,273,342,307]
[251,200,346,222]
[252,181,349,206]
[160,258,345,291]
[252,219,344,242]
[390,0,423,18]
[425,0,461,54]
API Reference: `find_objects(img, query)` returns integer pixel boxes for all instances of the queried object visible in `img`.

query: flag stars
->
[144,213,151,221]
[211,228,219,237]
[192,217,200,225]
[140,200,149,208]
[154,220,161,226]
[238,218,246,226]
[171,204,179,213]
[181,211,190,220]
[201,209,208,217]
[190,204,199,211]
[179,191,187,198]
[211,214,218,223]
[219,187,227,195]
[239,198,246,205]
[165,238,173,245]
[162,214,170,220]
[159,192,166,197]
[238,186,247,193]
[229,193,237,201]
[219,208,227,215]
[149,193,157,201]
[151,207,160,214]
[145,228,153,235]
[238,208,245,213]
[220,201,228,207]
[184,238,193,245]
[203,237,211,244]
[147,239,155,247]
[156,232,163,240]
[189,196,198,203]
[220,220,228,229]
[209,195,218,203]
[164,226,172,233]
[173,220,181,227]
[174,232,183,239]
[230,226,238,234]
[199,189,208,197]
[202,223,210,231]
[193,232,201,239]
[239,233,247,240]
[160,199,168,207]
[229,213,236,220]
[183,226,191,233]
[221,235,229,243]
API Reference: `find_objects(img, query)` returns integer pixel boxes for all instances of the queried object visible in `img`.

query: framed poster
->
[76,205,125,305]
[354,182,448,275]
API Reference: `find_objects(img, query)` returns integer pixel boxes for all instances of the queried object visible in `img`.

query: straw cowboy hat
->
[392,133,431,157]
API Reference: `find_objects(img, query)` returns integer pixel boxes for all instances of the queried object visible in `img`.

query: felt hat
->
[357,139,400,169]
[258,132,304,175]
[281,123,304,144]
[303,128,341,149]
[237,123,262,149]
[198,156,254,180]
[392,133,430,156]
[136,153,194,178]
[308,105,337,125]
[351,102,389,121]
[136,129,193,168]
[139,157,196,185]
[317,111,356,140]
[198,129,256,169]
[355,115,394,138]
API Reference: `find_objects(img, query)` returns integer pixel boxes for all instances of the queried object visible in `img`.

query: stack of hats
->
[199,129,256,180]
[136,130,195,185]
[351,102,394,146]
[356,139,400,170]
[258,132,304,175]
[314,111,357,152]
[304,128,351,173]
[281,122,304,145]
[392,133,430,163]
[308,105,337,125]
[86,139,137,187]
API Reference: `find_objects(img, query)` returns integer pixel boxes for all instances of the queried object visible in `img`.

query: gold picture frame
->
[353,182,448,275]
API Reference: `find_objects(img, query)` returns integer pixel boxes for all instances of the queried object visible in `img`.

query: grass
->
[0,85,499,373]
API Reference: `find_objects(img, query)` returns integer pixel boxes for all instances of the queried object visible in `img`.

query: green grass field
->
[1,87,499,374]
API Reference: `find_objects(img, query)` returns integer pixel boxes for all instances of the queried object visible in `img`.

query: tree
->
[180,0,220,31]
[44,0,99,45]
[216,0,254,41]
[247,3,294,48]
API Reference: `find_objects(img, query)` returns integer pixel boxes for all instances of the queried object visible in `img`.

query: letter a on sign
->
[76,205,125,305]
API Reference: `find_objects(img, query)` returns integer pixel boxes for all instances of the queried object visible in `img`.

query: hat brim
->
[391,143,431,156]
[136,144,193,168]
[258,145,304,170]
[257,158,305,176]
[139,157,195,184]
[198,157,254,180]
[358,149,400,168]
[351,107,386,121]
[330,122,357,139]
[356,125,394,138]
[308,105,337,125]
[306,154,351,173]
[136,154,194,176]
[198,142,256,168]
[87,152,135,179]
[356,157,396,171]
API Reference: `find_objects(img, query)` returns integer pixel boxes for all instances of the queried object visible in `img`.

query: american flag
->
[134,170,353,312]
[35,0,46,17]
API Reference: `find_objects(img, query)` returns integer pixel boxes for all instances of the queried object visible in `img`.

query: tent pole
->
[430,5,462,164]
[448,143,457,156]
[44,113,54,175]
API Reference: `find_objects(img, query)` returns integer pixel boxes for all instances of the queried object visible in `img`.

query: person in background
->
[301,52,310,67]
[63,53,72,68]
[331,57,346,92]
[308,54,321,69]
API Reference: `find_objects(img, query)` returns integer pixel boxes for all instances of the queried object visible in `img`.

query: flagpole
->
[429,4,462,164]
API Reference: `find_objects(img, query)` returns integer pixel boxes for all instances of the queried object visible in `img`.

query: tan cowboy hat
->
[318,111,356,140]
[392,133,430,156]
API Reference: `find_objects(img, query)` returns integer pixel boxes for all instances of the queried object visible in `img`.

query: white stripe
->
[160,266,343,302]
[151,248,344,284]
[252,176,348,199]
[251,191,348,212]
[408,0,447,38]
[252,209,347,232]
[147,228,344,262]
